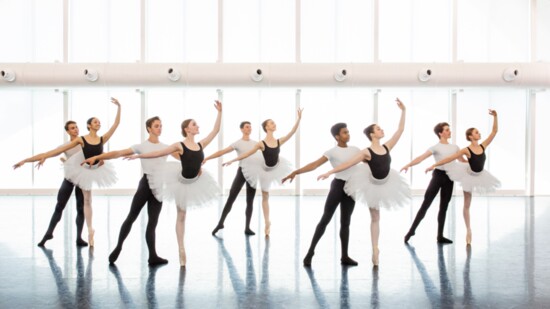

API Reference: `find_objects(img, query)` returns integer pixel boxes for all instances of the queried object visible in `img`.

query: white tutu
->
[241,156,293,191]
[63,151,117,191]
[150,161,220,210]
[344,164,411,210]
[144,174,164,202]
[445,162,501,194]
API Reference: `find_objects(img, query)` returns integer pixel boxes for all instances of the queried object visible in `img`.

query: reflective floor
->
[0,195,549,308]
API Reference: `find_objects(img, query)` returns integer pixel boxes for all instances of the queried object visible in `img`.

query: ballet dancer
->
[318,98,409,266]
[401,120,465,244]
[126,100,222,267]
[82,116,170,265]
[13,121,87,247]
[426,109,500,245]
[223,109,303,237]
[206,121,261,236]
[15,97,121,247]
[282,122,360,266]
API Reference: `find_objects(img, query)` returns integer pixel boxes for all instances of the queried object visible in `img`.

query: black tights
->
[42,179,85,241]
[215,167,257,230]
[407,169,454,237]
[307,179,355,258]
[112,175,163,259]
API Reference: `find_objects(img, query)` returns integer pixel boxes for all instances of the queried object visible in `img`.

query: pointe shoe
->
[265,222,271,237]
[466,229,472,245]
[372,247,380,267]
[88,229,95,247]
[179,248,187,267]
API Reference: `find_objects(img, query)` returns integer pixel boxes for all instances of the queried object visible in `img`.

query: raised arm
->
[13,139,81,169]
[481,109,498,148]
[222,143,261,166]
[199,100,222,149]
[282,156,328,183]
[102,98,121,143]
[425,148,469,173]
[317,151,367,180]
[203,145,234,164]
[279,108,303,146]
[82,148,134,166]
[400,150,432,173]
[384,98,406,151]
[128,142,181,160]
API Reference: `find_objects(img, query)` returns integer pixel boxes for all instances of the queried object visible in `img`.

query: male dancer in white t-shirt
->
[282,123,360,266]
[13,121,87,247]
[206,121,259,236]
[83,116,169,265]
[401,122,464,244]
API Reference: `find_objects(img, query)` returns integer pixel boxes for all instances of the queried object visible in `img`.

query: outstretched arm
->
[385,98,406,151]
[222,143,262,166]
[203,145,234,164]
[481,109,498,148]
[400,150,432,173]
[425,148,469,173]
[199,100,222,149]
[82,148,134,166]
[317,151,367,180]
[282,156,328,183]
[13,139,81,169]
[279,108,303,146]
[102,98,121,143]
[126,142,181,160]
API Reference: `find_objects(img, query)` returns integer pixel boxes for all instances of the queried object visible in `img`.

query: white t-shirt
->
[429,142,460,171]
[62,141,81,159]
[131,140,169,175]
[323,145,361,181]
[231,139,259,167]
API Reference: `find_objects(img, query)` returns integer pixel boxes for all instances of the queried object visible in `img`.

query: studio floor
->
[0,194,548,308]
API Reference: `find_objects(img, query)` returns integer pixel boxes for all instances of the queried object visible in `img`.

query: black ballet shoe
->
[212,224,224,236]
[244,228,256,236]
[437,236,453,244]
[303,252,314,267]
[76,238,89,247]
[37,234,53,247]
[404,231,415,243]
[148,256,169,266]
[340,256,358,266]
[109,247,122,264]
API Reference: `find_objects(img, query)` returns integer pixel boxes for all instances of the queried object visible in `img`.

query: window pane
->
[146,0,184,62]
[535,91,550,194]
[223,0,260,62]
[537,0,550,61]
[0,1,32,62]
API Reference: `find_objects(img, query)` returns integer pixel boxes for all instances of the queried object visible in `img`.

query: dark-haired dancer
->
[283,122,360,266]
[127,101,222,267]
[319,98,409,266]
[83,116,170,265]
[223,109,303,237]
[206,121,260,236]
[13,121,87,247]
[401,120,464,244]
[14,98,121,247]
[426,110,500,245]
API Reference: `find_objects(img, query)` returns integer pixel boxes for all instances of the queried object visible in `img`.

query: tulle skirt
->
[150,162,220,210]
[344,164,411,210]
[63,151,117,191]
[241,156,293,191]
[445,162,501,194]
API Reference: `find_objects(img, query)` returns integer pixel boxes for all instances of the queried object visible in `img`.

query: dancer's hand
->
[35,157,46,169]
[124,154,140,161]
[489,109,497,117]
[13,161,25,170]
[201,158,208,165]
[59,157,66,163]
[214,100,222,112]
[400,165,410,173]
[81,157,98,166]
[317,173,330,181]
[282,172,296,184]
[396,98,406,110]
[111,97,120,106]
[425,165,435,173]
[222,161,233,167]
[297,108,304,119]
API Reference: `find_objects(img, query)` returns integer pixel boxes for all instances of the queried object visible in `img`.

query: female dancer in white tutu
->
[127,100,222,267]
[223,109,303,237]
[13,98,121,247]
[425,109,500,245]
[318,98,409,266]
